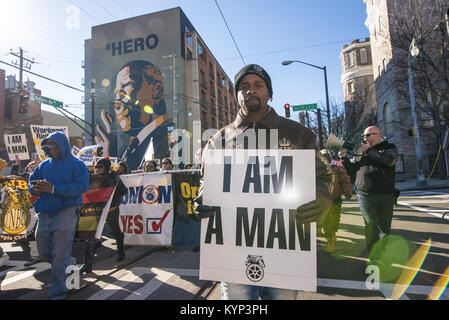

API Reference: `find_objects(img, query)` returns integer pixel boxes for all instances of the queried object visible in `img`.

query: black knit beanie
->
[234,64,273,101]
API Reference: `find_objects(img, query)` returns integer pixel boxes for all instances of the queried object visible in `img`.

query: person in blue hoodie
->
[29,131,89,300]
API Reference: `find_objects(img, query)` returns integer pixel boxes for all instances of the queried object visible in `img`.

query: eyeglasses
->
[161,162,169,165]
[145,165,154,168]
[362,133,377,138]
[95,166,104,169]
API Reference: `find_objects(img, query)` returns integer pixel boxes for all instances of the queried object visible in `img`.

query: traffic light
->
[170,139,175,149]
[408,127,414,137]
[284,103,290,118]
[19,92,30,113]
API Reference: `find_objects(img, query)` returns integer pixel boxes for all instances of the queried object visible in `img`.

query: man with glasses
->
[338,126,398,259]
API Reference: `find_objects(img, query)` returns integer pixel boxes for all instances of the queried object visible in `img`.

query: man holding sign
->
[195,64,332,300]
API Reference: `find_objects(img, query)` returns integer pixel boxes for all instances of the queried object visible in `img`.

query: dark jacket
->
[206,107,316,150]
[29,131,89,214]
[342,139,398,195]
[201,107,331,221]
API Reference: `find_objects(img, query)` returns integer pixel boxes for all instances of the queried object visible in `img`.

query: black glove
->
[295,155,332,224]
[296,186,332,224]
[193,190,215,220]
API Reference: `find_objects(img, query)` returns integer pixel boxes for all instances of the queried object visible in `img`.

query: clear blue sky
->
[0,0,369,121]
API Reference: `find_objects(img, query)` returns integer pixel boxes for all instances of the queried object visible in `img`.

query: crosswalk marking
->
[124,268,175,300]
[1,262,50,287]
[87,268,147,300]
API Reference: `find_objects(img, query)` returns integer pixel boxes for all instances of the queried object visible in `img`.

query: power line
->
[93,0,119,20]
[213,0,246,66]
[0,59,84,93]
[20,20,82,51]
[67,0,102,24]
[112,0,133,16]
[220,39,356,61]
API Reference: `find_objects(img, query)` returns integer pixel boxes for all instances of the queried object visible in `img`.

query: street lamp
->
[281,60,331,131]
[408,38,427,186]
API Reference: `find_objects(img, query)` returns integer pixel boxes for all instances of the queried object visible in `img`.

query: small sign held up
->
[4,134,30,161]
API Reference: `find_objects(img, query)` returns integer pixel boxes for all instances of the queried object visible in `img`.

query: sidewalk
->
[395,177,449,191]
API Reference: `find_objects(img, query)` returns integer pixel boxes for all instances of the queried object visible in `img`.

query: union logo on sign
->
[141,185,160,204]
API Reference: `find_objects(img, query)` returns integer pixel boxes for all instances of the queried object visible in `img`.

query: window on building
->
[210,81,215,96]
[200,70,206,88]
[209,62,214,78]
[202,111,208,128]
[200,90,206,108]
[186,35,192,47]
[197,42,204,56]
[360,48,368,64]
[186,48,192,60]
[348,82,355,94]
[347,51,354,67]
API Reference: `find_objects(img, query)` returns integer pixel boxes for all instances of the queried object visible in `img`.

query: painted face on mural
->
[113,62,165,133]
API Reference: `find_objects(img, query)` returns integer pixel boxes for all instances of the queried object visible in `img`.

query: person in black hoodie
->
[80,158,127,273]
[339,126,398,256]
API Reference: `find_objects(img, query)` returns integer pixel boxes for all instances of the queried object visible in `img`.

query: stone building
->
[340,37,377,142]
[363,0,449,179]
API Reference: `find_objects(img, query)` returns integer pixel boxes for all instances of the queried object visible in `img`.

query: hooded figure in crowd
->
[29,131,89,300]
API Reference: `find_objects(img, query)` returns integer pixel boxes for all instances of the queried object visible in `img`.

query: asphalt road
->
[1,189,448,300]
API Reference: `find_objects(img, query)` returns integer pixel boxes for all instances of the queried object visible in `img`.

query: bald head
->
[363,126,382,146]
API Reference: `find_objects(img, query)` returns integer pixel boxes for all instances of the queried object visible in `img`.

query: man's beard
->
[244,96,262,113]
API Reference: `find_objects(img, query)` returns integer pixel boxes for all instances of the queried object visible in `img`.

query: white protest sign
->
[76,145,100,165]
[119,172,174,246]
[200,149,317,291]
[30,125,69,160]
[4,134,30,161]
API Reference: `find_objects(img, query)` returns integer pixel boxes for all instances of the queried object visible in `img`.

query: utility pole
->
[317,109,324,150]
[91,79,96,144]
[10,48,35,90]
[323,66,331,132]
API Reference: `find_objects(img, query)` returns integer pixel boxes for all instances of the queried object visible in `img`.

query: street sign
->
[292,103,318,111]
[31,93,63,108]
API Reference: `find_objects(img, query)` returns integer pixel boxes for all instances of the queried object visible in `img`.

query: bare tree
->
[385,0,449,177]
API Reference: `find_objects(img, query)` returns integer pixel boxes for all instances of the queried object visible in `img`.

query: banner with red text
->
[119,173,173,246]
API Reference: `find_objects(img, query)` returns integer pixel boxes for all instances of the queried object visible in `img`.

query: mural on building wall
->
[89,9,184,170]
[95,60,172,170]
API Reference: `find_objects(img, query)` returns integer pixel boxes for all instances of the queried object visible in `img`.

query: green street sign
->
[292,103,318,111]
[32,93,63,108]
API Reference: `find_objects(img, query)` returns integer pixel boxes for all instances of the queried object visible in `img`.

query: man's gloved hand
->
[296,186,332,224]
[193,190,215,221]
[296,155,332,224]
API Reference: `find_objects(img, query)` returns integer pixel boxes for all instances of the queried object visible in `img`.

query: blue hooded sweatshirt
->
[28,131,89,214]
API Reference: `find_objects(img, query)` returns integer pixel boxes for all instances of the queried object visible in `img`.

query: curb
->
[397,185,449,192]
